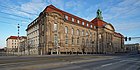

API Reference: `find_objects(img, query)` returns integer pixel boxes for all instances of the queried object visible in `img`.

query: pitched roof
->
[6,36,27,41]
[91,18,107,27]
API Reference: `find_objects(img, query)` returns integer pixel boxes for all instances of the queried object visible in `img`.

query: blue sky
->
[0,0,140,48]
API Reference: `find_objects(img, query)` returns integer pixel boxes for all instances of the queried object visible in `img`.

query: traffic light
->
[125,37,127,41]
[129,37,131,41]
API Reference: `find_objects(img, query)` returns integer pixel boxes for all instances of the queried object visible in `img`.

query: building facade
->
[125,43,139,53]
[26,5,124,55]
[6,36,27,53]
[26,18,39,55]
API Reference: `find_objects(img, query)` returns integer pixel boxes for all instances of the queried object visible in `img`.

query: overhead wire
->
[0,20,26,27]
[0,11,32,20]
[0,4,38,16]
[0,15,29,22]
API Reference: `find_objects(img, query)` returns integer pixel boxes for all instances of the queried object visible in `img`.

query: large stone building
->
[26,5,124,55]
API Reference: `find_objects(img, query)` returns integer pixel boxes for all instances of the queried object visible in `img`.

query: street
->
[0,54,140,70]
[46,54,140,70]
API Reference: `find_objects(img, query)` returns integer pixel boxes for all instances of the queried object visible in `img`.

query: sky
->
[0,0,140,48]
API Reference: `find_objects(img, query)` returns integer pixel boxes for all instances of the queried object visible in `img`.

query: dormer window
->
[72,18,74,22]
[94,26,97,29]
[87,23,89,27]
[90,25,93,28]
[82,22,84,25]
[65,15,68,20]
[77,20,80,24]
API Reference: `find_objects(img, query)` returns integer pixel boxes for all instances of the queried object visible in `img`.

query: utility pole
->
[17,24,20,56]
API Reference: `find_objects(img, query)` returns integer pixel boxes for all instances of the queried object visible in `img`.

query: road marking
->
[101,60,126,67]
[101,63,113,67]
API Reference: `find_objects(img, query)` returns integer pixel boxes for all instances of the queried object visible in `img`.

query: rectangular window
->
[54,34,58,47]
[72,37,74,45]
[65,35,68,44]
[54,23,57,31]
[72,18,74,22]
[77,37,79,45]
[65,26,68,34]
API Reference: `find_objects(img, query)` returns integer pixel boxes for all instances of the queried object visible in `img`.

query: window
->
[86,39,89,47]
[90,25,93,28]
[86,32,88,36]
[94,26,97,29]
[77,37,79,45]
[82,22,84,25]
[65,15,68,20]
[65,35,68,44]
[77,20,80,24]
[87,23,89,27]
[65,26,68,34]
[77,29,80,35]
[72,28,74,35]
[46,14,47,17]
[72,36,74,45]
[72,18,74,22]
[82,30,84,36]
[54,23,57,31]
[54,34,58,47]
[82,38,85,44]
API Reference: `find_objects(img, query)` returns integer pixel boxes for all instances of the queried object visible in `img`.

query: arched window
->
[90,39,93,47]
[65,26,68,34]
[86,39,89,47]
[72,28,74,35]
[77,29,80,35]
[82,30,84,36]
[86,31,88,36]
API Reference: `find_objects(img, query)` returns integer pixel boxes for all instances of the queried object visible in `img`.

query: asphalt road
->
[0,54,140,70]
[45,54,140,70]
